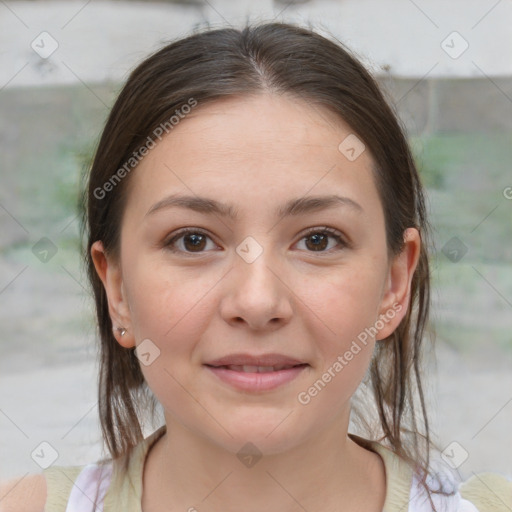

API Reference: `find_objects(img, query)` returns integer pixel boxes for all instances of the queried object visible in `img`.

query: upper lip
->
[204,353,307,367]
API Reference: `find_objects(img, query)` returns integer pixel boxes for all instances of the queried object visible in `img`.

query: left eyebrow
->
[144,193,364,220]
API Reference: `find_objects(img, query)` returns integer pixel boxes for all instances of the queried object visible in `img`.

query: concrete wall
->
[378,76,512,135]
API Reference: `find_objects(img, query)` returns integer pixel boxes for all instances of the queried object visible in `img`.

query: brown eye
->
[181,233,207,252]
[165,229,215,254]
[305,232,329,251]
[164,227,347,256]
[297,227,347,253]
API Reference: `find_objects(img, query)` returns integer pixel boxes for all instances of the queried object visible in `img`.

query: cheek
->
[123,265,212,407]
[295,262,384,399]
[124,258,211,340]
[299,263,385,341]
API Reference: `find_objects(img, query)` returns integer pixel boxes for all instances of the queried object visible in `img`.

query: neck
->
[142,415,386,512]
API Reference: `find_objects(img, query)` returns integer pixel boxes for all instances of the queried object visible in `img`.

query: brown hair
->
[79,21,446,502]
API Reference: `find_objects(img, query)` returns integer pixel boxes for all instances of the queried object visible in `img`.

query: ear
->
[375,227,421,340]
[90,240,135,348]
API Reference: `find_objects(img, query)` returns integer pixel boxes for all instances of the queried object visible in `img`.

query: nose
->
[219,247,294,331]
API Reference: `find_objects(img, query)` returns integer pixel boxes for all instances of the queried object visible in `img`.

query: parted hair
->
[79,21,447,505]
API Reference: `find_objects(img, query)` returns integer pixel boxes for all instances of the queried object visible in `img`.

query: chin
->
[209,422,306,458]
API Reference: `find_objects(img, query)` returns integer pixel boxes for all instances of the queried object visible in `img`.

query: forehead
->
[122,93,383,225]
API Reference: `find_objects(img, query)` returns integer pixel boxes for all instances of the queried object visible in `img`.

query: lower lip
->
[204,365,308,392]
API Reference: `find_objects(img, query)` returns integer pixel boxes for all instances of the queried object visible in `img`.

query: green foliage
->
[410,135,446,189]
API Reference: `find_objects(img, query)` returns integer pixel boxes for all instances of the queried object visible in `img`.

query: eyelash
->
[164,226,349,255]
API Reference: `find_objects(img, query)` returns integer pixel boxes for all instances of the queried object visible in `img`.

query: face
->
[92,93,419,456]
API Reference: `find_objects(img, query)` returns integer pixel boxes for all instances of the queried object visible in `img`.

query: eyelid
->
[164,226,350,254]
[297,226,350,251]
[300,225,346,241]
[164,227,217,253]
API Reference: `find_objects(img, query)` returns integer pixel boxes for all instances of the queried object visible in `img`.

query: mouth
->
[205,363,308,372]
[203,363,309,392]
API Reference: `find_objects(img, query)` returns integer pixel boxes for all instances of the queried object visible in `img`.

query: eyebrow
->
[145,193,364,220]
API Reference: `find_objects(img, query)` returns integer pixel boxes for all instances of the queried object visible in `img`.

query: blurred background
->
[1,0,511,487]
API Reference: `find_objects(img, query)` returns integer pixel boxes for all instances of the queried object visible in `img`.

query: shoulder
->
[44,462,113,512]
[408,468,512,512]
[349,434,512,512]
[459,472,512,512]
[0,473,47,512]
[0,463,107,512]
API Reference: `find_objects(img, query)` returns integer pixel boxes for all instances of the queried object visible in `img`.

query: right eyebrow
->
[144,193,364,220]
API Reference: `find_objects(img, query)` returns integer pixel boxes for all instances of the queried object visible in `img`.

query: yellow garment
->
[43,426,511,512]
[459,472,512,512]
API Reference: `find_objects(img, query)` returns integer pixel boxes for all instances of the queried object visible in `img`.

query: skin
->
[92,93,420,512]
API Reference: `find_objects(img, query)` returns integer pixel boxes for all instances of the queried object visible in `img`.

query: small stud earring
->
[117,327,127,336]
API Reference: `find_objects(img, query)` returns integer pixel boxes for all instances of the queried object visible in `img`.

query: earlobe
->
[376,227,421,340]
[90,240,135,348]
